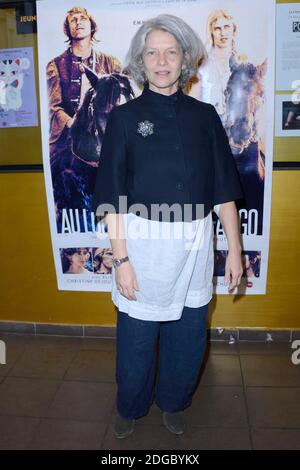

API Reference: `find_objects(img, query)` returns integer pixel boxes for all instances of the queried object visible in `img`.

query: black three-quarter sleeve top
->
[92,82,243,222]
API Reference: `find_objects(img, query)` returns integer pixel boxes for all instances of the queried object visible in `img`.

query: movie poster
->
[37,0,275,294]
[0,47,38,128]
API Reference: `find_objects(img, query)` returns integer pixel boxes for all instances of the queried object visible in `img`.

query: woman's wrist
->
[227,244,242,254]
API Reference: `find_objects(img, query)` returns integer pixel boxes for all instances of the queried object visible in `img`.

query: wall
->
[1,170,299,328]
[0,0,299,328]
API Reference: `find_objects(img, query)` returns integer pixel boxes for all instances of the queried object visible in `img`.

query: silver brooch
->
[137,120,154,138]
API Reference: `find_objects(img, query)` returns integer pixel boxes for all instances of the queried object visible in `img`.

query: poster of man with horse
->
[46,6,133,233]
[37,0,274,294]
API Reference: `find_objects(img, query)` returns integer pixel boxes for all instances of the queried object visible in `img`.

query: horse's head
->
[86,69,135,133]
[224,58,266,154]
[71,69,135,166]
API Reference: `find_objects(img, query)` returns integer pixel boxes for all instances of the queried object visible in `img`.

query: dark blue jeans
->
[116,303,209,419]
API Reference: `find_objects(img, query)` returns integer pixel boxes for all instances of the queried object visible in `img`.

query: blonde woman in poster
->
[198,9,239,124]
[93,14,243,439]
[198,8,267,236]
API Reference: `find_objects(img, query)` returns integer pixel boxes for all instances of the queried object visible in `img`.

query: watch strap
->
[112,256,129,268]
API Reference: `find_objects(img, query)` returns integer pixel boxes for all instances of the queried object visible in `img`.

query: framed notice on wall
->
[0,1,42,166]
[0,47,38,128]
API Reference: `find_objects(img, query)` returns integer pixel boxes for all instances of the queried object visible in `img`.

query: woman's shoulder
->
[108,94,145,120]
[183,93,216,114]
[109,92,217,120]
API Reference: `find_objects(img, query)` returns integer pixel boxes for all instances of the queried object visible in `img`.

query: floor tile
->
[80,338,116,352]
[239,342,292,355]
[0,334,29,376]
[65,350,115,382]
[208,341,239,355]
[28,418,106,450]
[0,333,35,348]
[28,336,82,351]
[186,386,248,427]
[199,355,243,386]
[0,415,40,450]
[246,387,300,428]
[251,428,300,450]
[46,381,116,422]
[241,355,300,386]
[0,377,60,418]
[9,348,76,380]
[176,426,252,450]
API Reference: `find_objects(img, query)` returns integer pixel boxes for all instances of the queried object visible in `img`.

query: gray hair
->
[124,14,206,88]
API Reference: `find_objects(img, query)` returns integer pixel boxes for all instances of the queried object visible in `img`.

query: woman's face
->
[211,17,235,49]
[68,249,90,268]
[102,250,113,269]
[142,29,184,94]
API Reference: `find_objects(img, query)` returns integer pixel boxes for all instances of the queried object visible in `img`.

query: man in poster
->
[46,6,121,230]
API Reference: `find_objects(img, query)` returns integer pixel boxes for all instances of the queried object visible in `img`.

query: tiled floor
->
[0,333,300,450]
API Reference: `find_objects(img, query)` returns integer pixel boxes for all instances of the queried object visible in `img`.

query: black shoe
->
[162,411,186,435]
[113,412,135,439]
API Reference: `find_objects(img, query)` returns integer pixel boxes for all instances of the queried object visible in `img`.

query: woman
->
[93,248,113,274]
[92,14,243,439]
[197,10,238,122]
[61,248,91,274]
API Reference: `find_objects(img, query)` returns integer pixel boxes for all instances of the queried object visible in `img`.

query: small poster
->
[0,47,38,128]
[276,3,300,91]
[275,93,300,137]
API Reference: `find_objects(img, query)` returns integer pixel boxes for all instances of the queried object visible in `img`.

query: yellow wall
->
[1,170,299,328]
[0,0,299,328]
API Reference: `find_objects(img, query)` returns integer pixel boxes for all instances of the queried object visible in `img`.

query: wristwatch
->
[112,256,129,268]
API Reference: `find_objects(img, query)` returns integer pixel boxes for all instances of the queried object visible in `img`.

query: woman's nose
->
[157,52,167,65]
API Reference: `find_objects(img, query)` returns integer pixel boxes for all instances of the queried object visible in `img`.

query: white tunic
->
[111,208,219,322]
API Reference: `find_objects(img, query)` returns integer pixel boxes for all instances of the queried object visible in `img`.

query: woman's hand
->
[218,202,243,292]
[115,262,139,300]
[225,249,243,292]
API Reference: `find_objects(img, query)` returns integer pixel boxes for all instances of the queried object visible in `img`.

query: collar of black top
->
[141,82,184,105]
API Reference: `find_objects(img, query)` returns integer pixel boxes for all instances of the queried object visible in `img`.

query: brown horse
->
[224,57,267,180]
